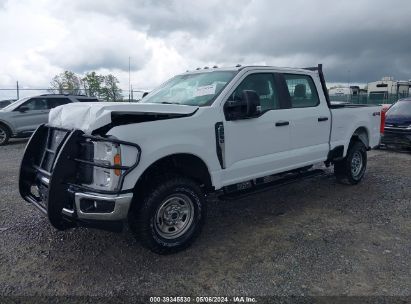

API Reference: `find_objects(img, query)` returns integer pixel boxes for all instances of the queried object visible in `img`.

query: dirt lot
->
[0,139,410,299]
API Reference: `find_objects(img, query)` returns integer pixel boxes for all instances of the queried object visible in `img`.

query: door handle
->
[318,117,329,122]
[275,121,289,127]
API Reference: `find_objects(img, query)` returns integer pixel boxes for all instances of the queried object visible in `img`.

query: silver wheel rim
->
[0,128,6,144]
[154,193,195,240]
[351,151,363,177]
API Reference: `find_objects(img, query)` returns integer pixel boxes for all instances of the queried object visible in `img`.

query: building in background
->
[329,86,366,103]
[367,77,410,104]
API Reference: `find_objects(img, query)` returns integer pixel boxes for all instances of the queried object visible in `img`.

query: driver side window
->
[231,73,279,112]
[20,98,48,111]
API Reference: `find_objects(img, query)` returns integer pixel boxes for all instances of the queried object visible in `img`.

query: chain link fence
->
[0,88,147,102]
[1,86,409,105]
[330,92,410,105]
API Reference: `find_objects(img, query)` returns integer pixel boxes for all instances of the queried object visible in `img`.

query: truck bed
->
[330,104,382,153]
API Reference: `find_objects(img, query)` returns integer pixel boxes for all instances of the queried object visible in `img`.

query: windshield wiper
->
[160,102,179,105]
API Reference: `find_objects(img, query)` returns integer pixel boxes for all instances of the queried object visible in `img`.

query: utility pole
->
[16,81,20,100]
[128,56,131,102]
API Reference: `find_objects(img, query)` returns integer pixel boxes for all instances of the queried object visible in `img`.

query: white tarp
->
[49,102,198,133]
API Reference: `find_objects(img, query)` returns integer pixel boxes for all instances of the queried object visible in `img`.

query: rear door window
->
[77,98,99,102]
[283,74,320,108]
[47,98,72,109]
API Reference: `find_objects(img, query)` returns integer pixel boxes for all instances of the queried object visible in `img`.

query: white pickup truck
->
[19,65,382,254]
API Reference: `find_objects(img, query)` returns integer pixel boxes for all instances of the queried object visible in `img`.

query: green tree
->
[49,71,83,95]
[101,74,123,102]
[82,72,104,97]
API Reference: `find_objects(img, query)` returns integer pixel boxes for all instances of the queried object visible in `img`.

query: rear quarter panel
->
[331,105,381,156]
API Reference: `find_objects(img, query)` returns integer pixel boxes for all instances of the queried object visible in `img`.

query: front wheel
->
[0,125,10,146]
[334,140,367,185]
[129,176,206,254]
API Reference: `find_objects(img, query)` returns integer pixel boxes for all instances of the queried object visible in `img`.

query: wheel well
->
[352,127,369,148]
[133,154,213,199]
[0,121,12,135]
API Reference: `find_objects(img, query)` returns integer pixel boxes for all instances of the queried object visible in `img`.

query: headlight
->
[91,141,122,191]
[79,137,140,192]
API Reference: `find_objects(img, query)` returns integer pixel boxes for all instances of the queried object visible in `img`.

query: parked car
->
[381,98,411,149]
[0,94,99,145]
[0,99,16,109]
[19,65,381,254]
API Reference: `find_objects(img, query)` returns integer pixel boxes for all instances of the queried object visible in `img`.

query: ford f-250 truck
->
[19,65,382,254]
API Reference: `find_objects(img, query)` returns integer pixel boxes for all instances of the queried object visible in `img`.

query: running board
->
[218,169,326,201]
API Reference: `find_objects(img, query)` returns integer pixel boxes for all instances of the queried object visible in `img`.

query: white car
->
[19,65,382,254]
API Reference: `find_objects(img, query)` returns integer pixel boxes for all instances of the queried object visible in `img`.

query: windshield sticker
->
[194,84,216,97]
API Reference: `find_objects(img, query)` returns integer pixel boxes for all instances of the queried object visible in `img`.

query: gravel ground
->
[0,139,410,299]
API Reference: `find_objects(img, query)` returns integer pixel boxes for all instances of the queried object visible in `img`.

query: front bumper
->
[19,125,140,232]
[381,128,411,148]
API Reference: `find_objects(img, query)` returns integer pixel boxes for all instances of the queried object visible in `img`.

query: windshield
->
[1,97,29,111]
[387,100,411,116]
[141,71,237,106]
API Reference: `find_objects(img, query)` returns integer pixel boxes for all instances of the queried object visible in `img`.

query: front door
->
[221,72,294,186]
[12,98,50,134]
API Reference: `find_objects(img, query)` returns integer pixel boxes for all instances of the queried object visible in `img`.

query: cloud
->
[1,0,411,95]
[69,0,248,37]
[39,14,152,73]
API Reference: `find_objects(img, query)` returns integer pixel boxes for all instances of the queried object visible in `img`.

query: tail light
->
[380,109,386,134]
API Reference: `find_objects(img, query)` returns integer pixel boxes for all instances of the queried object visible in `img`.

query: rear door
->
[46,97,72,110]
[282,73,331,164]
[221,72,294,186]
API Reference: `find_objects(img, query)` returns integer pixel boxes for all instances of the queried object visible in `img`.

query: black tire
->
[334,140,367,185]
[0,124,10,146]
[129,176,206,254]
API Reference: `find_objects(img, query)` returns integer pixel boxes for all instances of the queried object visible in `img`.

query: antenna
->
[128,56,131,102]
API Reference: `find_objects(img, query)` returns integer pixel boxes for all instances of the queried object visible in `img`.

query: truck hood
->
[49,102,199,133]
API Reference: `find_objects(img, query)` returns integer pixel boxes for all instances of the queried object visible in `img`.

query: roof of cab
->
[182,65,317,75]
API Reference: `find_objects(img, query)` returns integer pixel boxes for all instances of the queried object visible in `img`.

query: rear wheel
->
[0,125,10,146]
[334,140,367,185]
[129,176,206,254]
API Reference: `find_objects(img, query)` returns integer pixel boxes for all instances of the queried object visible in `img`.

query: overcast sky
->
[1,0,411,94]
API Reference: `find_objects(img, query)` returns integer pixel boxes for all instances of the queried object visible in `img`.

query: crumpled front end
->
[19,124,141,232]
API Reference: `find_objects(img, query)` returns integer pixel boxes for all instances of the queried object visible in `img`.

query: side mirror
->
[224,90,261,120]
[17,106,29,113]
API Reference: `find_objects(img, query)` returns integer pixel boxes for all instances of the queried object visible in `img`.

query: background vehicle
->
[0,94,99,145]
[19,65,381,254]
[381,98,411,149]
[0,99,16,109]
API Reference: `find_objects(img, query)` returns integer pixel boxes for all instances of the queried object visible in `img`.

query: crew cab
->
[19,65,381,254]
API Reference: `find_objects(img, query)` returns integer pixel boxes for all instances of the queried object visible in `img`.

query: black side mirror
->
[224,90,261,120]
[17,106,29,113]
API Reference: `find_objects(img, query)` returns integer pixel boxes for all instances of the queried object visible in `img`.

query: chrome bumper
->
[19,125,140,232]
[62,192,133,221]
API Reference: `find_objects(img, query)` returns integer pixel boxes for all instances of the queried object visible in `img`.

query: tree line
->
[49,71,123,102]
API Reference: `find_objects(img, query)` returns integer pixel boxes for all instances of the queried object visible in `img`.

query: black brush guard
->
[19,124,140,231]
